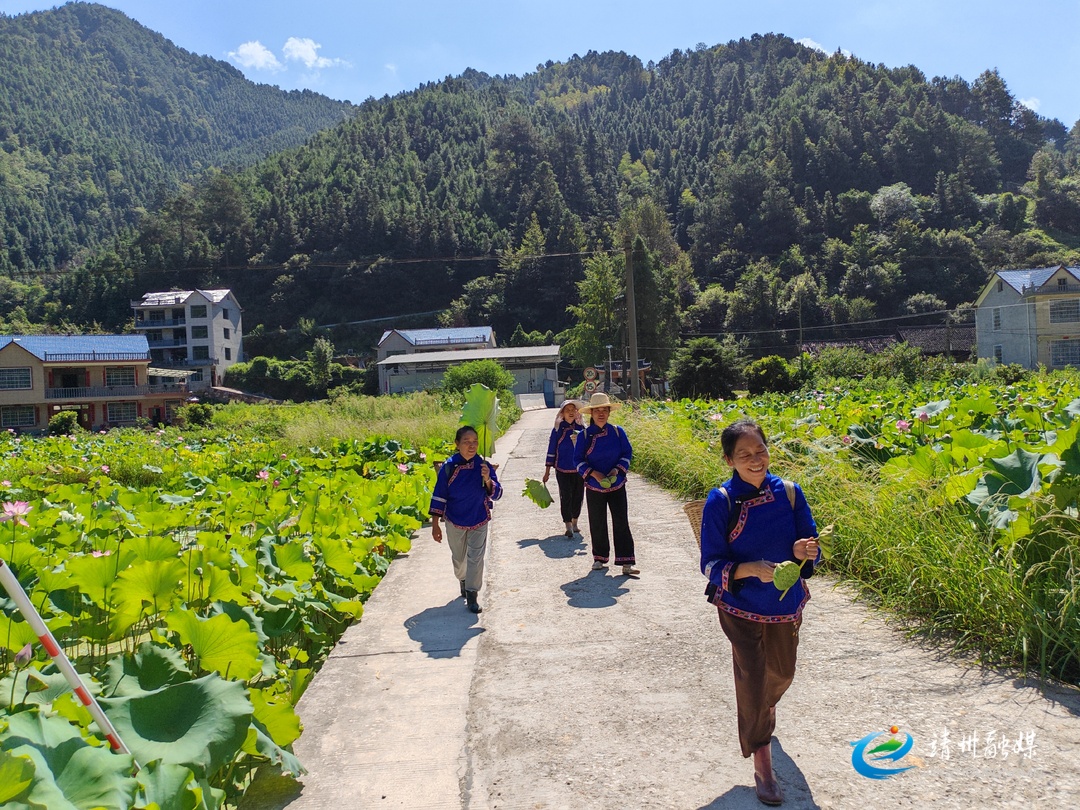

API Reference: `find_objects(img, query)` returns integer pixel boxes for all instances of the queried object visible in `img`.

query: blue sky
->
[2,0,1078,125]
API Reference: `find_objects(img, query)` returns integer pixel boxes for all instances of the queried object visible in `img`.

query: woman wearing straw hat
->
[700,419,820,806]
[574,392,639,576]
[544,399,586,538]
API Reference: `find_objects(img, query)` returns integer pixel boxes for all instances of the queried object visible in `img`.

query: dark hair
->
[720,419,768,459]
[455,425,479,443]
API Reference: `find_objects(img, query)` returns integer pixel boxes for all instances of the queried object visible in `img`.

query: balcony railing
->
[43,352,150,362]
[155,357,216,368]
[45,384,185,400]
[1024,285,1080,296]
[146,338,188,348]
[134,318,186,328]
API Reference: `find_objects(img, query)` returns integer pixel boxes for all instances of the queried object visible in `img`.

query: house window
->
[996,281,1003,292]
[191,325,209,339]
[107,402,138,423]
[224,348,232,361]
[222,308,230,319]
[223,328,230,340]
[0,405,35,428]
[147,330,163,343]
[189,370,203,382]
[1060,278,1069,288]
[193,346,210,360]
[1051,339,1080,367]
[105,367,136,387]
[993,308,1002,331]
[0,368,32,390]
[993,345,1003,363]
[189,305,208,319]
[1049,300,1080,323]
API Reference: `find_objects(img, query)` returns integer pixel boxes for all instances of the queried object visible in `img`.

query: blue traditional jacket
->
[574,423,632,493]
[699,471,819,622]
[429,452,503,529]
[546,420,584,472]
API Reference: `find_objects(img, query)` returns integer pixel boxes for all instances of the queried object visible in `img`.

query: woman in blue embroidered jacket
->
[543,399,585,538]
[574,392,638,577]
[700,419,820,807]
[430,425,503,614]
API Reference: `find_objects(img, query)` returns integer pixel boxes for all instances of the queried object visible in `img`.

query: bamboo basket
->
[683,499,707,548]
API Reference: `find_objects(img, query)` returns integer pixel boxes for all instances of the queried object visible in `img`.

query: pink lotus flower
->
[1,481,9,488]
[896,419,911,433]
[841,435,852,445]
[397,463,409,473]
[14,643,32,668]
[708,413,723,421]
[91,549,112,557]
[281,453,288,459]
[1,501,32,526]
[419,452,427,461]
[257,470,270,480]
[917,412,929,422]
[272,479,280,488]
[100,465,110,474]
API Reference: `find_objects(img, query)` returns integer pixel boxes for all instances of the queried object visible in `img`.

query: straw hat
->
[557,398,584,416]
[579,392,622,414]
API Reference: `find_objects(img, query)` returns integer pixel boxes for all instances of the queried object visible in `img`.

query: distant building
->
[974,265,1080,369]
[376,327,495,393]
[131,290,243,390]
[0,335,186,431]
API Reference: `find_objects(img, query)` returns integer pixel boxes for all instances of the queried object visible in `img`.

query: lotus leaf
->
[459,383,499,458]
[165,610,262,681]
[522,479,554,508]
[102,643,193,698]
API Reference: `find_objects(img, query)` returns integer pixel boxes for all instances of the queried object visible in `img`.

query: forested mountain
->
[4,24,1080,366]
[0,2,354,273]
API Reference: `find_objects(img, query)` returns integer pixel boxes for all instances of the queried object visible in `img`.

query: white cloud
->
[228,41,283,72]
[384,63,398,75]
[796,37,827,54]
[283,37,349,70]
[796,37,851,57]
[1019,97,1041,112]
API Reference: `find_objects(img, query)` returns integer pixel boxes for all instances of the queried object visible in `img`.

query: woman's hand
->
[608,469,620,479]
[734,560,777,581]
[432,520,443,544]
[590,470,605,483]
[793,538,819,561]
[542,466,551,483]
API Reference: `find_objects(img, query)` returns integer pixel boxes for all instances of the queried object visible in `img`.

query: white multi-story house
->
[975,264,1080,369]
[131,290,243,390]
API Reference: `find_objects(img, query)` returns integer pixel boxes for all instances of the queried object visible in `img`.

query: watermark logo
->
[850,726,915,780]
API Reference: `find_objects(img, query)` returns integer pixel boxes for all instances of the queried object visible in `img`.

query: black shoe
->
[465,590,482,614]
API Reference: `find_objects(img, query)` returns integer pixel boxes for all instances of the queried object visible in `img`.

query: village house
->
[974,265,1080,369]
[131,289,243,390]
[0,335,186,432]
[376,327,562,402]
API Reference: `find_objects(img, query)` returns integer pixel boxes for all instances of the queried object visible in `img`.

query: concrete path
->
[245,407,1080,810]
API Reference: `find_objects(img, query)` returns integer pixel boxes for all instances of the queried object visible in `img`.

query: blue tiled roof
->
[380,327,493,346]
[0,335,150,360]
[996,266,1080,294]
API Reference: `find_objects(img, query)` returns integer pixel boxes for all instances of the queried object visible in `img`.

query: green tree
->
[558,253,622,367]
[441,359,516,394]
[307,337,335,392]
[667,336,748,399]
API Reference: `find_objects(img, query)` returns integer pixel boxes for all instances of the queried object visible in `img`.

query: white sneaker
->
[622,565,640,576]
[591,560,606,571]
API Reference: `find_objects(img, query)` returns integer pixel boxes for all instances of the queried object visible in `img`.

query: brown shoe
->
[754,772,783,806]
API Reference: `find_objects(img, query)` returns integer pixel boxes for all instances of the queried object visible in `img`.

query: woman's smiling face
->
[726,433,769,488]
[456,430,479,460]
[590,406,610,426]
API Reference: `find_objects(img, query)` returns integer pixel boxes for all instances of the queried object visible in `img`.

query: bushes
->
[173,403,215,428]
[745,355,798,395]
[440,359,515,394]
[48,410,80,435]
[668,337,748,399]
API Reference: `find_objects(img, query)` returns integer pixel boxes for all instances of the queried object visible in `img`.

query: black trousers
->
[555,470,584,522]
[585,485,635,565]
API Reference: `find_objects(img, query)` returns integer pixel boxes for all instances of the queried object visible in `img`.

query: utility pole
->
[624,242,641,400]
[605,344,613,395]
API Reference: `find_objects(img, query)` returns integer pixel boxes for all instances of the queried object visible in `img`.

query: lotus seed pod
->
[773,559,802,599]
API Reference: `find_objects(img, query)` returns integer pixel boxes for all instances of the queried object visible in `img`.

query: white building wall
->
[976,286,1035,368]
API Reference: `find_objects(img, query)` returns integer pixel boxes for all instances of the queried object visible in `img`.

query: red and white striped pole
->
[0,558,133,759]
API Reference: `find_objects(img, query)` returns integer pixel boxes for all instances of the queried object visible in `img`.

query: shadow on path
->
[560,569,630,608]
[696,739,818,809]
[518,534,585,559]
[404,600,485,658]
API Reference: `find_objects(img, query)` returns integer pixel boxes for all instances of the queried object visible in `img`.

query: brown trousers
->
[717,609,801,758]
